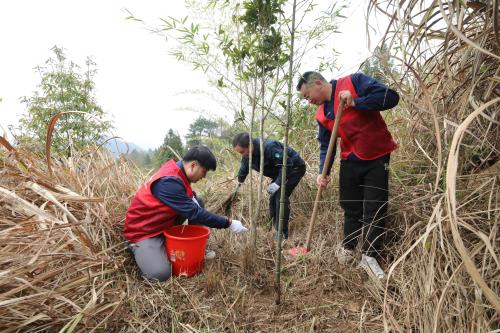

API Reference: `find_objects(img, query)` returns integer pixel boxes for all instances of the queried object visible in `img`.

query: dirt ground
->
[123,211,388,333]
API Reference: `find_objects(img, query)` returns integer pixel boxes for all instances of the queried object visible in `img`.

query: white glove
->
[229,219,248,234]
[192,197,200,207]
[267,182,280,195]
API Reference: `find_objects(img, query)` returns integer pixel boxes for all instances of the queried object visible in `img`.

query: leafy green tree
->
[127,148,155,170]
[154,129,185,166]
[128,148,145,165]
[223,0,287,80]
[19,46,112,156]
[143,152,152,167]
[185,116,220,147]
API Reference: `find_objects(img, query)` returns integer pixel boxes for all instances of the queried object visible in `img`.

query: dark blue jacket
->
[318,72,399,174]
[150,161,229,229]
[237,138,305,185]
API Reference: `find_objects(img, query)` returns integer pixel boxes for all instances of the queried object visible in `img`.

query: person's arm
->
[318,123,336,175]
[351,72,399,111]
[151,177,230,229]
[237,158,250,183]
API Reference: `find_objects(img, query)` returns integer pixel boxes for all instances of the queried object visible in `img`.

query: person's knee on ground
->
[129,234,172,282]
[141,263,172,282]
[133,252,172,282]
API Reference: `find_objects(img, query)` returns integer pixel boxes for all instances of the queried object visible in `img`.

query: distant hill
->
[103,138,144,156]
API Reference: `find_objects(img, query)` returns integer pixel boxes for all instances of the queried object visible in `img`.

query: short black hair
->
[183,145,217,171]
[296,71,327,91]
[232,132,250,148]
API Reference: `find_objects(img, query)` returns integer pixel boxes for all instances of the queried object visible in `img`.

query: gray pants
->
[129,234,171,282]
[130,196,206,281]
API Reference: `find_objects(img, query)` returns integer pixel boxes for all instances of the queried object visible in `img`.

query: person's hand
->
[229,219,248,234]
[316,174,331,188]
[339,90,355,108]
[267,182,280,195]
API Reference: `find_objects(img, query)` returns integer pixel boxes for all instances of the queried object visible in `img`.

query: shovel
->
[288,98,345,256]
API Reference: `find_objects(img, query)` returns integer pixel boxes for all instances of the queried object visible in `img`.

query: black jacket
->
[237,138,305,185]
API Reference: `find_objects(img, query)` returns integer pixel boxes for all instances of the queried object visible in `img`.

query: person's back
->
[232,133,306,239]
[236,137,305,183]
[125,159,191,243]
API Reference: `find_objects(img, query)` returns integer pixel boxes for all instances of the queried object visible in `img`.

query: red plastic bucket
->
[164,225,210,277]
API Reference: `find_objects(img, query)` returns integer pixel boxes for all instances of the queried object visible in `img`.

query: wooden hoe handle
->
[304,99,345,250]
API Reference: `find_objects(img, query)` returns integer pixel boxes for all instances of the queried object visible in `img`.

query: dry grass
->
[0,142,138,332]
[365,1,500,331]
[0,139,383,332]
[1,1,499,332]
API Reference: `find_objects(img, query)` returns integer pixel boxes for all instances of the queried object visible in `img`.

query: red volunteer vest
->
[316,75,397,160]
[124,160,193,243]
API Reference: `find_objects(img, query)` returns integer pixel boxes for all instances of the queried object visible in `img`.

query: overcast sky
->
[0,0,378,150]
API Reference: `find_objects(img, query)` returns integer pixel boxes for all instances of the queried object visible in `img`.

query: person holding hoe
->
[124,145,248,282]
[232,132,306,240]
[296,71,399,280]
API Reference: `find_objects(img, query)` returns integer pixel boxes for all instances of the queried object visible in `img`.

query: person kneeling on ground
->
[124,146,248,281]
[232,133,306,240]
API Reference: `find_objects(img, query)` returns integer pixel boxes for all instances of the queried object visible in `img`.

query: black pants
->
[339,154,390,257]
[269,165,306,239]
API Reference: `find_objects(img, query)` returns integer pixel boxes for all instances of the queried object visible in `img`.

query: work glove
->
[229,219,248,234]
[267,182,280,195]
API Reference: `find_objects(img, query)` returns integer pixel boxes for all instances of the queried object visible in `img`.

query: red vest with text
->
[124,160,193,243]
[316,75,397,160]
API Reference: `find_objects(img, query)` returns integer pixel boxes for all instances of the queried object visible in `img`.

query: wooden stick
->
[304,99,345,250]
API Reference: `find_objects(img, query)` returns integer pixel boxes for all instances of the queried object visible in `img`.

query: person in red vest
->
[125,146,248,281]
[297,71,399,280]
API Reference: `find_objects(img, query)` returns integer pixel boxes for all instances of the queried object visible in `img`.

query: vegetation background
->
[0,0,498,332]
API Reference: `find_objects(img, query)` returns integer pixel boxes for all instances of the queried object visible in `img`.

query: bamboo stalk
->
[275,0,297,305]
